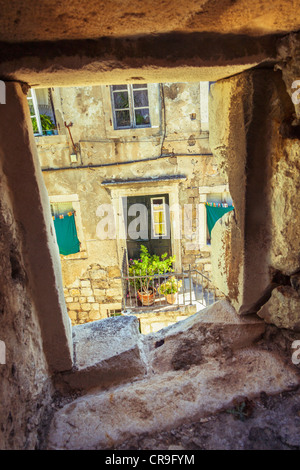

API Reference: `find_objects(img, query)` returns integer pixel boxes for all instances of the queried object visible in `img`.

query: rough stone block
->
[48,345,300,450]
[91,280,108,289]
[55,316,146,392]
[68,311,77,321]
[81,303,91,312]
[89,311,101,321]
[78,311,90,321]
[93,289,106,296]
[90,270,107,280]
[257,285,300,331]
[81,288,93,297]
[108,266,121,278]
[145,300,266,374]
[65,297,73,303]
[87,296,95,303]
[68,302,80,310]
[106,287,122,297]
[70,289,80,297]
[81,280,91,287]
[109,279,122,288]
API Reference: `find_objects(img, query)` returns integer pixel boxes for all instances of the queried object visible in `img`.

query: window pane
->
[113,91,129,109]
[135,108,150,126]
[152,198,163,206]
[132,84,147,89]
[112,85,128,91]
[133,89,149,108]
[154,223,166,236]
[154,211,164,223]
[115,110,131,127]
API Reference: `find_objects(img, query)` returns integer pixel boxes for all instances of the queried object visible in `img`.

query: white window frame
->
[150,196,167,238]
[110,84,151,130]
[27,89,43,136]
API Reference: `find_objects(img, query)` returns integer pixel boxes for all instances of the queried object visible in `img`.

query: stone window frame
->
[110,84,151,130]
[49,194,88,260]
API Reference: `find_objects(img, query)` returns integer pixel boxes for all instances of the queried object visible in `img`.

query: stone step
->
[54,315,147,393]
[144,300,266,373]
[47,346,300,450]
[54,300,265,393]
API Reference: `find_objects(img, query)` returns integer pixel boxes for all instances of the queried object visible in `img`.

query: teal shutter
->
[206,204,234,236]
[53,213,80,255]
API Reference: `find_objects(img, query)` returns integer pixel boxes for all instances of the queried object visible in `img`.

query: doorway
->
[124,194,172,260]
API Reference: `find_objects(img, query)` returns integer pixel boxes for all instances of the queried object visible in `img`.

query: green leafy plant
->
[40,114,55,131]
[31,114,55,134]
[31,117,38,133]
[226,400,253,421]
[158,276,182,296]
[128,245,175,294]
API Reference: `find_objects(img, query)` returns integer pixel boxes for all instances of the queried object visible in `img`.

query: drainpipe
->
[64,121,80,163]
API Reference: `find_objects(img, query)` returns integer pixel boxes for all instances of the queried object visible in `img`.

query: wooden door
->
[124,194,171,260]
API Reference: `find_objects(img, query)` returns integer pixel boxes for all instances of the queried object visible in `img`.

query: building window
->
[111,84,151,129]
[27,88,57,136]
[151,197,167,237]
[27,89,43,135]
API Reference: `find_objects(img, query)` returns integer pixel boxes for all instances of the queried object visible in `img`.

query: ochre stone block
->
[68,302,80,310]
[70,288,80,296]
[81,303,91,311]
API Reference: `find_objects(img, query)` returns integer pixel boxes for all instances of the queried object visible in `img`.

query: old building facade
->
[33,82,231,325]
[1,0,300,451]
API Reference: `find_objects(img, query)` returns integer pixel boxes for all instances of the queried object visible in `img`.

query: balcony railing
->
[120,259,219,312]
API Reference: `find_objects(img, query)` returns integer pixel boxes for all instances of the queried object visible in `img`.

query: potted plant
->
[128,245,175,306]
[158,276,182,304]
[31,114,57,135]
[40,114,56,135]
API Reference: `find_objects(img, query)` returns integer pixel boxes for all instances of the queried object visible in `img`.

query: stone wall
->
[134,305,197,335]
[63,264,122,325]
[0,155,53,449]
[209,67,300,330]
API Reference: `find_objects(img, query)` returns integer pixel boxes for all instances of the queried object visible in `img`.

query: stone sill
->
[200,244,212,252]
[60,250,88,260]
[35,134,68,144]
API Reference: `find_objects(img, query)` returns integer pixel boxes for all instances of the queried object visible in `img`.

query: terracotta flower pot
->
[165,293,177,304]
[138,288,156,306]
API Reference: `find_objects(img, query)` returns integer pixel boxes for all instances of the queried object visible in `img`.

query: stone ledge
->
[54,316,147,392]
[47,347,300,450]
[144,300,266,374]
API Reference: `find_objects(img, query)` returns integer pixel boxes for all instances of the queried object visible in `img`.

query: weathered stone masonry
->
[63,264,122,325]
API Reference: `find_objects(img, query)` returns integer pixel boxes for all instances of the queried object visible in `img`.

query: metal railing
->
[121,260,219,311]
